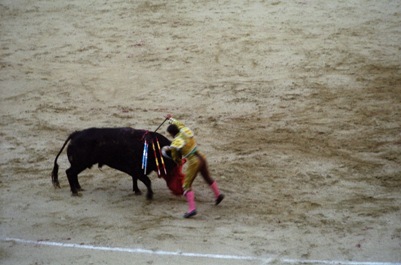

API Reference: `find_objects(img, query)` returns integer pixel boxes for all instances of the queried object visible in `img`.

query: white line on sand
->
[2,237,400,265]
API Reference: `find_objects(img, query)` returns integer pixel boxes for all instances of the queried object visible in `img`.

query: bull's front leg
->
[131,176,142,195]
[138,174,153,200]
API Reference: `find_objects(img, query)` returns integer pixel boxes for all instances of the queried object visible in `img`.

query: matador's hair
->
[167,124,180,137]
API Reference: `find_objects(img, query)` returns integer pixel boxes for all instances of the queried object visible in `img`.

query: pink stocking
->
[185,190,196,213]
[210,181,221,198]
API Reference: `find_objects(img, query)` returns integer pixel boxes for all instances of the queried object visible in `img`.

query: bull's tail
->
[51,132,76,188]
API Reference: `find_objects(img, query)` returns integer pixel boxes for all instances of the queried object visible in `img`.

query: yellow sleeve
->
[171,138,185,149]
[170,137,184,164]
[171,146,182,164]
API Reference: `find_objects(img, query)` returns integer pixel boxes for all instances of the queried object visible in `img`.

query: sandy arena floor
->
[1,0,400,264]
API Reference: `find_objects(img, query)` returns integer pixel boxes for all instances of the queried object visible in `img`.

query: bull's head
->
[163,162,184,196]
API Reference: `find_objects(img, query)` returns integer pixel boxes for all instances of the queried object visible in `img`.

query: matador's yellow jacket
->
[168,118,198,164]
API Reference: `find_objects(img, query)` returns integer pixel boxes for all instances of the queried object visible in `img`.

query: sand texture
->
[1,0,400,264]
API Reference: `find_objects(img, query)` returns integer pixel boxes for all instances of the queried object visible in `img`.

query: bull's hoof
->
[134,190,142,196]
[71,192,82,197]
[146,193,153,200]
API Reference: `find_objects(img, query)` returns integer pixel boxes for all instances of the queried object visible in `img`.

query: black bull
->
[51,127,184,199]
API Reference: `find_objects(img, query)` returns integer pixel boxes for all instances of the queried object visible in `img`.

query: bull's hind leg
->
[66,166,85,196]
[137,174,153,200]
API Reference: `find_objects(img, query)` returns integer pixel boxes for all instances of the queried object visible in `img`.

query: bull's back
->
[67,127,171,170]
[71,127,142,144]
[67,128,142,165]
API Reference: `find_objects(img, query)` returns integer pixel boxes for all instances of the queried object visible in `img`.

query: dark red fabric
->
[163,164,184,196]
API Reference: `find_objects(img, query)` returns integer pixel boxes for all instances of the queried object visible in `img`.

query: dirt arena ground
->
[1,0,400,264]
